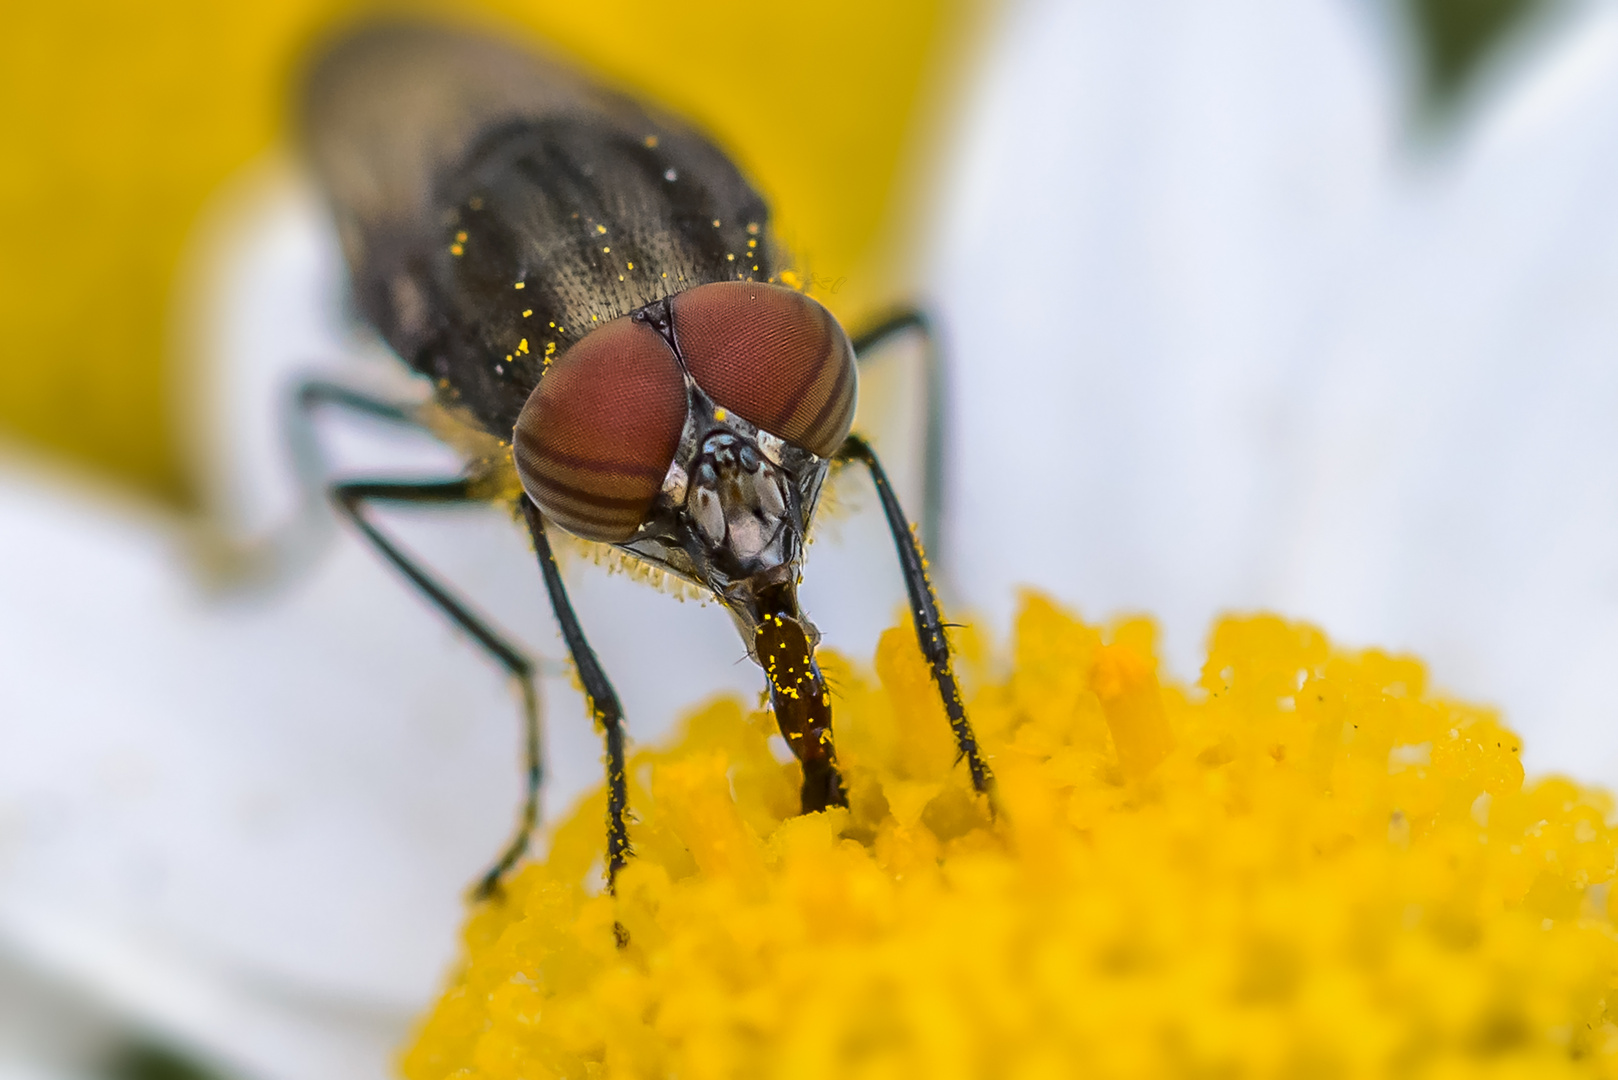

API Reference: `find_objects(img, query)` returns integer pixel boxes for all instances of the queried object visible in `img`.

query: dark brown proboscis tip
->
[514,316,687,543]
[755,612,847,812]
[671,282,857,458]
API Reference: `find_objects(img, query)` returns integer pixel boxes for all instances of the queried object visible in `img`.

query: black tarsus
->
[519,497,632,894]
[834,434,995,799]
[850,310,947,563]
[298,380,544,901]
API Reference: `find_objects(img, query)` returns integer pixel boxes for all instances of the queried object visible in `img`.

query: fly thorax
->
[686,432,790,571]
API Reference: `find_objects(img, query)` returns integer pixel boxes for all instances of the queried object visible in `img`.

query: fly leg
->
[293,380,426,511]
[850,310,947,565]
[193,379,426,587]
[298,380,549,898]
[833,435,995,799]
[241,378,433,587]
[518,497,632,897]
[325,477,546,901]
[297,377,420,426]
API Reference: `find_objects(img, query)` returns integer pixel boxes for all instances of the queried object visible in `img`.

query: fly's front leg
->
[834,434,994,799]
[850,310,946,564]
[326,475,545,902]
[519,497,631,895]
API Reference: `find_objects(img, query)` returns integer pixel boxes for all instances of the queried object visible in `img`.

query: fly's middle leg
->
[326,477,546,901]
[299,382,548,899]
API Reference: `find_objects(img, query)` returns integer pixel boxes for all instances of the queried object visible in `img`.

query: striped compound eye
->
[514,317,688,543]
[671,282,857,458]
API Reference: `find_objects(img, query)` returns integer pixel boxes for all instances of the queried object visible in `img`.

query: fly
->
[296,21,993,902]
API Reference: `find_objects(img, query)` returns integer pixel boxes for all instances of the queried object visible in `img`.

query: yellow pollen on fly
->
[747,222,760,235]
[714,408,728,421]
[643,135,658,148]
[518,339,529,354]
[627,262,634,270]
[596,224,607,234]
[712,219,721,227]
[603,246,611,253]
[522,309,532,317]
[514,281,525,289]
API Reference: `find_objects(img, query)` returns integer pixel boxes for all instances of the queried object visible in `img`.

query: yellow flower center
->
[405,593,1618,1078]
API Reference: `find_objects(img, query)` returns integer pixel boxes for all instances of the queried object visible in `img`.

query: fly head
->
[512,281,856,646]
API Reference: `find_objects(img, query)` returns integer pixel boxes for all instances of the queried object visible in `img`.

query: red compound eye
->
[671,282,856,457]
[514,317,688,543]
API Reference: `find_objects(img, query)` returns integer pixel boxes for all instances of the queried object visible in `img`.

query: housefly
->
[297,20,993,900]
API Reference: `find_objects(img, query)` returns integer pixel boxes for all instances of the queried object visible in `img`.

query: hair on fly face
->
[562,534,709,603]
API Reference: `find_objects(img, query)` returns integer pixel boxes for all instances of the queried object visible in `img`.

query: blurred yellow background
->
[0,0,984,505]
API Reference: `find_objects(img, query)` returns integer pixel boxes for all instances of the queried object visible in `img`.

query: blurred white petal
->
[937,0,1618,782]
[936,0,1393,654]
[1279,1,1618,780]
